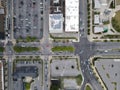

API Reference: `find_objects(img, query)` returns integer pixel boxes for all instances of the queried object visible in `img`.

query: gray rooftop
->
[49,14,63,33]
[0,8,4,14]
[13,66,38,79]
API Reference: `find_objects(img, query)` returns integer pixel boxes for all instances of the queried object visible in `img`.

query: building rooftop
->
[50,0,63,14]
[53,0,59,4]
[99,0,107,5]
[94,26,104,33]
[94,0,101,9]
[64,79,79,90]
[0,8,4,14]
[49,14,63,33]
[65,0,79,32]
[94,15,100,24]
[94,0,108,9]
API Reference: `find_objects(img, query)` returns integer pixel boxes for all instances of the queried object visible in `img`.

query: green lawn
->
[51,46,75,52]
[13,46,39,53]
[17,36,37,42]
[50,34,77,40]
[76,74,83,85]
[112,11,120,32]
[25,83,31,90]
[86,85,92,90]
[26,36,37,42]
[101,35,120,39]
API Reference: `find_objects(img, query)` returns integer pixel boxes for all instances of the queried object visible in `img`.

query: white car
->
[104,50,108,52]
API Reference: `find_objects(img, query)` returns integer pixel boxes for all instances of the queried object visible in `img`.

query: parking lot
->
[13,59,43,90]
[50,59,80,77]
[13,0,43,39]
[95,59,120,90]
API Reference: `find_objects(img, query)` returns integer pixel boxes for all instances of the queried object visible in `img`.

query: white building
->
[94,26,104,33]
[0,8,4,14]
[65,0,79,32]
[94,0,101,9]
[100,0,107,6]
[53,0,59,3]
[49,14,63,33]
[94,0,108,9]
[94,15,100,24]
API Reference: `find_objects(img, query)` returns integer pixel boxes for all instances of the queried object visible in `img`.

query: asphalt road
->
[7,0,13,40]
[75,0,103,89]
[42,0,51,90]
[74,37,103,90]
[6,1,14,90]
[79,0,88,37]
[7,56,13,90]
[95,42,120,50]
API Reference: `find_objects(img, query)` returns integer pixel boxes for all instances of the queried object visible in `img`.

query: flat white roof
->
[94,0,108,9]
[94,15,100,24]
[53,0,59,3]
[49,14,63,33]
[0,8,4,14]
[65,0,79,32]
[94,0,101,9]
[94,26,104,33]
[100,0,107,5]
[64,79,78,89]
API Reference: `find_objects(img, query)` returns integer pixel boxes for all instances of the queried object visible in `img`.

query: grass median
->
[76,74,83,85]
[51,46,75,52]
[86,85,92,90]
[13,46,39,53]
[50,34,77,40]
[17,36,37,42]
